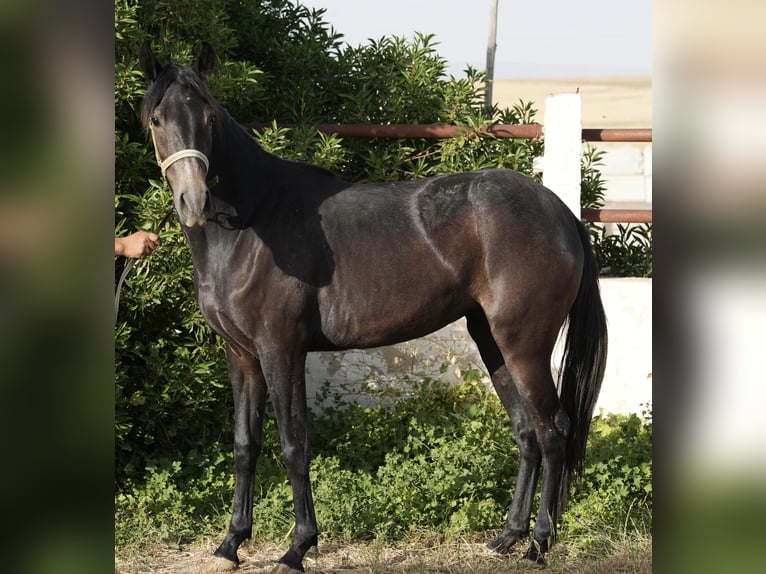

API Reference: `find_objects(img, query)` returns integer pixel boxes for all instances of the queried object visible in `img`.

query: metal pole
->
[485,0,499,108]
[245,123,651,142]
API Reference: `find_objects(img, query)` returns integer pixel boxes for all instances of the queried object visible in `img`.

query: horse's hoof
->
[519,546,546,568]
[486,534,521,555]
[203,556,238,573]
[270,563,303,574]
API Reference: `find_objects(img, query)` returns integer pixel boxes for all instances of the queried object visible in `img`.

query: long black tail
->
[558,220,608,491]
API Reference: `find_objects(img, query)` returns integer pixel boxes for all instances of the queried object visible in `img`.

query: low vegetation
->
[116,371,651,570]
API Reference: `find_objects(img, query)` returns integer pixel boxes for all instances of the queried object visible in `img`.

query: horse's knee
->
[233,440,260,471]
[280,442,310,474]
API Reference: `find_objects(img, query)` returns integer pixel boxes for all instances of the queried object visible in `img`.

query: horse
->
[137,41,607,573]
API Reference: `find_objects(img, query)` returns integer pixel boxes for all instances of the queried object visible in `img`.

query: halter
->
[150,123,210,179]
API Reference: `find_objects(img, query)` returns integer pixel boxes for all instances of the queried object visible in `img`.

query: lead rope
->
[114,207,174,325]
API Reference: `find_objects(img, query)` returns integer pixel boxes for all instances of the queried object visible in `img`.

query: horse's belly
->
[316,279,473,350]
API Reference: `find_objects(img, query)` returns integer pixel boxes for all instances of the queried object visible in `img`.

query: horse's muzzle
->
[184,214,208,228]
[178,188,211,228]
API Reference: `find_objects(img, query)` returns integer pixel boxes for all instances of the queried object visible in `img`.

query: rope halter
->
[150,123,210,179]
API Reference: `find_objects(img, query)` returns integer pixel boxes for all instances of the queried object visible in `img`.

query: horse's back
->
[312,169,583,350]
[324,168,574,240]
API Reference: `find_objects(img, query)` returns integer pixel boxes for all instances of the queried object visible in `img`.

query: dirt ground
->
[491,77,652,128]
[115,538,515,574]
[115,537,517,574]
[115,532,651,574]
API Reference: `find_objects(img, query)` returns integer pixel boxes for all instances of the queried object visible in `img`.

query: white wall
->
[597,142,653,209]
[305,278,652,416]
[589,277,652,414]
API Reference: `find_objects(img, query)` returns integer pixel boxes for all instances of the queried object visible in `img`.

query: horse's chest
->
[196,282,259,354]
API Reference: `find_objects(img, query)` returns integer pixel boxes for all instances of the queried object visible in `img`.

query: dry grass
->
[115,530,651,574]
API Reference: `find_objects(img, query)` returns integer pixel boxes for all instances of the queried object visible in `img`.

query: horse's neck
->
[187,111,345,270]
[212,113,264,177]
[182,116,272,270]
[206,114,271,217]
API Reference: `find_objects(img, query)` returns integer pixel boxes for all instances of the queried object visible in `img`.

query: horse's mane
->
[140,62,217,130]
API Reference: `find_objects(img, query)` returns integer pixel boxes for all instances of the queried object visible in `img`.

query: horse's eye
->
[209,114,216,126]
[150,116,160,127]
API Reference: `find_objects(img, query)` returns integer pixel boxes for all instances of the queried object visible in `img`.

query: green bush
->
[560,407,653,556]
[595,223,653,277]
[115,372,652,550]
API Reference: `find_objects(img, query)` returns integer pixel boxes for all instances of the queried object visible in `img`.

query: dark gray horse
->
[138,41,607,573]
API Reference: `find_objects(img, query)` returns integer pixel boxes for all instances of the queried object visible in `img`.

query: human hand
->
[115,231,161,258]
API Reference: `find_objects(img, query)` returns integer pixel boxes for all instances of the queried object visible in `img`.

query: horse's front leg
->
[262,350,317,574]
[208,344,267,572]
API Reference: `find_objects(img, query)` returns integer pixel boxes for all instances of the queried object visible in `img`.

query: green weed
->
[115,375,652,551]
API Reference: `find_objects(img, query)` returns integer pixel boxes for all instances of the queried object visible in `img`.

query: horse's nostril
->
[178,191,209,217]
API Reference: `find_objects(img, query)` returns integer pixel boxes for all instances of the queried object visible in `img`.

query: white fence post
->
[540,93,583,217]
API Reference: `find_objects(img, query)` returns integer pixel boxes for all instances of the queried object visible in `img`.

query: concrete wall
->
[597,141,652,214]
[305,277,652,415]
[590,277,652,414]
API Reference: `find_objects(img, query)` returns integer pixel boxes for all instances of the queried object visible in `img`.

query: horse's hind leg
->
[210,344,268,572]
[469,308,570,564]
[508,354,569,565]
[466,311,542,554]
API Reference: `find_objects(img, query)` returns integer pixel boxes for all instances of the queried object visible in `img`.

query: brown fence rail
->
[246,123,651,143]
[581,208,652,223]
[245,122,652,223]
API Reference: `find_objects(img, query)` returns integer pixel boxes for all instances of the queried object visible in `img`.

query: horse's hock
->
[305,277,652,416]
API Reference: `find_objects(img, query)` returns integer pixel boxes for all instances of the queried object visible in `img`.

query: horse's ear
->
[139,40,162,84]
[194,42,216,81]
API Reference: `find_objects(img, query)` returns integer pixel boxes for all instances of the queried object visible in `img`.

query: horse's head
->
[139,41,217,228]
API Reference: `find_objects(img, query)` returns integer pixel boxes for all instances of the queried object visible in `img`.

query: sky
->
[298,0,651,78]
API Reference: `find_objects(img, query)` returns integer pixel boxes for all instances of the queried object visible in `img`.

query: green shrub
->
[595,223,653,277]
[581,146,607,210]
[313,375,517,540]
[115,372,652,549]
[561,407,653,550]
[115,449,234,546]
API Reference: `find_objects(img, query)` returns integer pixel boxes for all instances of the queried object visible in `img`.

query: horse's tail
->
[558,219,608,508]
